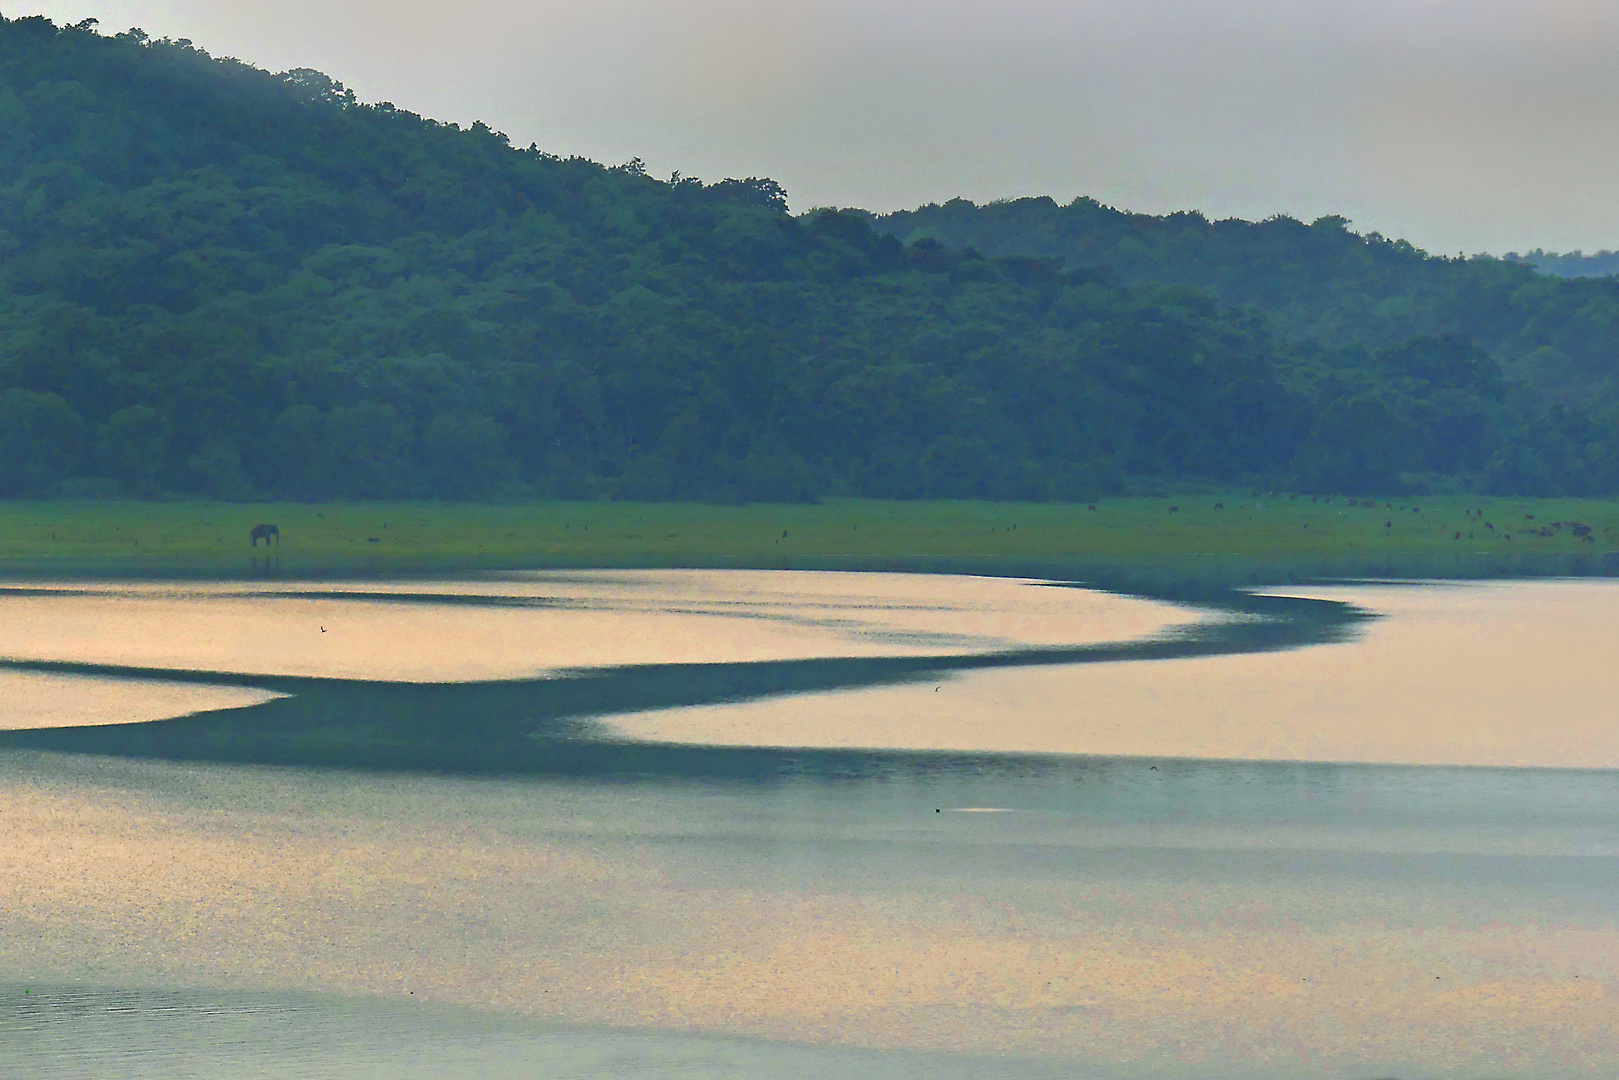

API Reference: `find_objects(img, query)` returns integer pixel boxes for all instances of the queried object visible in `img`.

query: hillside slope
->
[873,198,1619,414]
[0,16,1316,502]
[0,16,1613,500]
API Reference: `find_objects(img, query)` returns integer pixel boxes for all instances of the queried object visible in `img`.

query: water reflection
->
[1,750,1616,1079]
[2,570,1618,1078]
[0,571,1208,686]
[0,670,281,732]
[610,579,1619,769]
[1,984,1077,1080]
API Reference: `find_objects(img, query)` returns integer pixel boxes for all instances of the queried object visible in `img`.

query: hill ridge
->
[1,15,1615,501]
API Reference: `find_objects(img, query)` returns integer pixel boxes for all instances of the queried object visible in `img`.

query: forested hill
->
[0,16,1614,502]
[873,199,1619,415]
[1505,249,1619,280]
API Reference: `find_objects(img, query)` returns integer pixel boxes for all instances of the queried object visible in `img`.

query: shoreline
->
[3,495,1619,576]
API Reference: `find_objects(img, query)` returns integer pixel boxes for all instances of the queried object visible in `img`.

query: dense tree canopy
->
[1505,250,1619,280]
[1,15,1616,500]
[873,198,1619,414]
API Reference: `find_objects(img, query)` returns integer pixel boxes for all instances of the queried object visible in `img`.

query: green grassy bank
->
[1,494,1616,568]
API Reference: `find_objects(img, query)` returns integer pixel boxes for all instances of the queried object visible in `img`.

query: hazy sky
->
[14,0,1619,254]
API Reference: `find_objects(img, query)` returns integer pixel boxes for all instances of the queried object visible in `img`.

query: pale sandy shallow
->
[606,579,1619,769]
[0,670,282,731]
[0,570,1204,686]
[1,752,1615,1079]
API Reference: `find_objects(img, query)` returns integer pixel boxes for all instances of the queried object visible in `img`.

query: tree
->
[96,405,169,494]
[1290,395,1412,493]
[0,389,86,495]
[421,411,511,497]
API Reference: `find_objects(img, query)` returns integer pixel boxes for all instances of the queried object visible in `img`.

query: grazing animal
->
[1168,506,1179,514]
[1213,502,1224,510]
[1454,532,1460,540]
[1087,504,1096,511]
[249,523,279,547]
[1485,522,1494,531]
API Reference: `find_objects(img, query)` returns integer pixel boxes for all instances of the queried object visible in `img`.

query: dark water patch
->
[0,983,1082,1080]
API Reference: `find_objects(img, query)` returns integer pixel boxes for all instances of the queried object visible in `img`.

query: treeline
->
[872,199,1619,414]
[1504,250,1619,280]
[871,197,1619,496]
[0,15,1615,502]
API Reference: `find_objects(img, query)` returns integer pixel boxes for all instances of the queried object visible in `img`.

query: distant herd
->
[238,505,1605,548]
[1094,496,1607,543]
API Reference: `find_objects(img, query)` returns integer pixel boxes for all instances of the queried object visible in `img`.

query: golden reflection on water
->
[5,573,1619,1076]
[0,571,1203,688]
[609,580,1619,769]
[0,670,283,732]
[1,754,1615,1078]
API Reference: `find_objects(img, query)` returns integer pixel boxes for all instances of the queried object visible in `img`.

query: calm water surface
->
[1,571,1615,1078]
[611,579,1619,768]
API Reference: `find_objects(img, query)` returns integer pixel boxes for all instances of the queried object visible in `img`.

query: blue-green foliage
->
[1505,250,1619,280]
[877,198,1619,495]
[0,17,1607,499]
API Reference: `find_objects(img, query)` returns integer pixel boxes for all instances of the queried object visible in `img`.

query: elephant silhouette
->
[249,523,280,547]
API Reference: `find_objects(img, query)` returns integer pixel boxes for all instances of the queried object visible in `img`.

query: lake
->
[2,569,1616,1078]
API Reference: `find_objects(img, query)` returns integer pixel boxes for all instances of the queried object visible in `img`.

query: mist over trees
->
[2,14,1618,502]
[1503,250,1619,280]
[872,198,1619,494]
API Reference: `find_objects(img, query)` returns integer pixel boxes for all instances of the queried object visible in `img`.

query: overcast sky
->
[15,0,1619,254]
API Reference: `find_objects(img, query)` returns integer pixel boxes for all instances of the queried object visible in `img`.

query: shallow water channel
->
[1,569,1616,1079]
